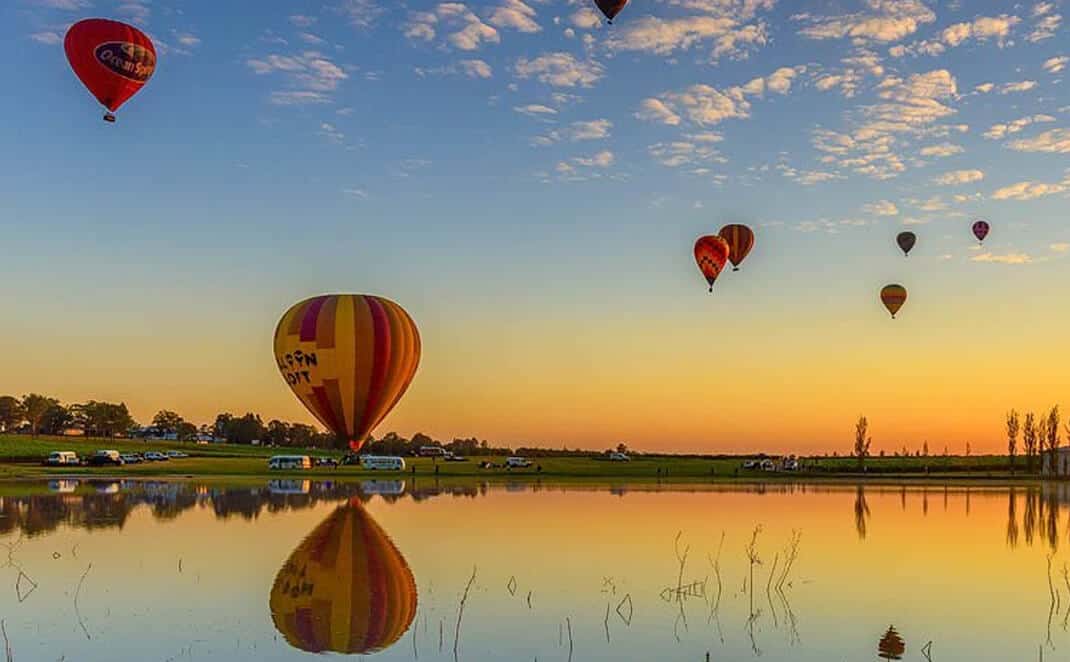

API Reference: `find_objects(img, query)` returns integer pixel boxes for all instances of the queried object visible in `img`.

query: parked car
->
[444,452,467,462]
[505,456,532,468]
[120,454,143,464]
[418,446,448,458]
[88,450,124,466]
[608,452,630,462]
[340,453,361,466]
[143,451,169,461]
[742,460,760,470]
[315,457,339,467]
[165,450,188,459]
[43,451,80,466]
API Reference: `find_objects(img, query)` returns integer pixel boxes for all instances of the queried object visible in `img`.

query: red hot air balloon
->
[896,231,916,257]
[694,236,730,292]
[718,224,755,271]
[971,220,990,244]
[594,0,628,23]
[880,284,908,319]
[64,19,156,122]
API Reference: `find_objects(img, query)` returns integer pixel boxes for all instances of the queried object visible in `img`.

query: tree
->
[0,396,24,432]
[1024,412,1037,473]
[617,442,629,454]
[222,413,264,445]
[854,416,871,470]
[175,421,198,441]
[1006,410,1020,474]
[923,441,929,457]
[152,410,185,434]
[22,394,59,437]
[73,401,136,437]
[39,403,72,436]
[1046,406,1061,476]
[965,442,971,457]
[213,413,233,439]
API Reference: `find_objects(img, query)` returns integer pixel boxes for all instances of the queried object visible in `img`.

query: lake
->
[0,479,1066,660]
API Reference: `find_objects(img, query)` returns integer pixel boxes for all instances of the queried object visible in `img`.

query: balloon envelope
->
[718,224,755,271]
[972,220,990,243]
[274,295,421,452]
[594,0,628,21]
[694,235,730,292]
[64,18,156,113]
[896,231,916,256]
[270,500,417,654]
[880,285,908,318]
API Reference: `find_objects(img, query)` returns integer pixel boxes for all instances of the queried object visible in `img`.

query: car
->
[120,454,143,464]
[742,460,760,470]
[505,456,532,469]
[444,453,467,462]
[315,457,339,467]
[144,451,169,462]
[609,452,630,462]
[43,451,80,466]
[88,450,124,466]
[340,453,362,466]
[165,450,188,459]
[418,446,448,457]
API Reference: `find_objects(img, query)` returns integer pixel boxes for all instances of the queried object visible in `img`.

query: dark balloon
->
[972,220,990,243]
[594,0,628,22]
[694,236,730,292]
[880,284,907,319]
[65,18,156,122]
[718,224,755,271]
[896,231,916,256]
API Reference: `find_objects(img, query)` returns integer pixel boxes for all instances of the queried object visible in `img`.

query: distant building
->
[1042,448,1070,477]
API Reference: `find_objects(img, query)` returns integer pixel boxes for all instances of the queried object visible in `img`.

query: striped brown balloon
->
[718,224,755,271]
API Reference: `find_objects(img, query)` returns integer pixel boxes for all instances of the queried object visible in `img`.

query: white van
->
[360,455,406,471]
[267,455,312,470]
[506,456,532,468]
[44,451,79,466]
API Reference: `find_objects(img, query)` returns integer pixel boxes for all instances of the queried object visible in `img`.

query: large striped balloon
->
[880,284,908,319]
[270,499,417,654]
[274,295,420,451]
[718,224,755,271]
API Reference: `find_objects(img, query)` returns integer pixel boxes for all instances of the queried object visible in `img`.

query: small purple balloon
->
[972,220,990,243]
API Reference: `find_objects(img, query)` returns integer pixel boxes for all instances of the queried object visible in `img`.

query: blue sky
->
[1,0,1068,450]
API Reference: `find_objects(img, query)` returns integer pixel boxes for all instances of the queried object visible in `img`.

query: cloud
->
[983,114,1056,140]
[1051,243,1070,253]
[552,150,616,180]
[405,4,500,50]
[635,98,682,125]
[743,66,808,95]
[30,31,63,45]
[638,84,750,127]
[1028,2,1062,42]
[608,15,768,59]
[458,59,492,78]
[335,0,384,29]
[933,169,984,186]
[570,7,602,29]
[1043,56,1068,74]
[31,0,90,8]
[247,51,348,105]
[289,15,317,28]
[941,15,1020,46]
[514,104,557,117]
[648,139,726,168]
[117,1,151,24]
[487,0,541,33]
[919,142,963,157]
[971,252,1033,265]
[974,82,995,93]
[1000,80,1038,94]
[532,119,612,145]
[342,188,369,199]
[513,52,604,87]
[777,164,845,185]
[793,1,936,44]
[1007,129,1070,153]
[319,122,345,144]
[991,175,1070,200]
[862,199,899,216]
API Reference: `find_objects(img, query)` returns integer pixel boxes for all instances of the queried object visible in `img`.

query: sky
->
[1,0,1068,454]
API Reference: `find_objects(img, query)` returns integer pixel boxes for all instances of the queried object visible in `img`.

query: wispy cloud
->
[532,119,612,145]
[984,114,1056,140]
[919,143,964,157]
[991,174,1070,200]
[793,1,935,44]
[30,31,63,45]
[513,52,604,87]
[971,252,1033,265]
[1043,56,1069,74]
[933,169,984,186]
[247,51,348,105]
[862,200,899,216]
[487,0,541,33]
[1027,2,1062,42]
[1007,129,1070,154]
[404,3,500,50]
[1000,80,1038,94]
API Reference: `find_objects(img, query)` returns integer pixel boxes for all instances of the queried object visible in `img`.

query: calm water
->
[1,479,1068,661]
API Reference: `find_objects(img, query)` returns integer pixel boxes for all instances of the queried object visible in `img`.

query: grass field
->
[0,434,1049,483]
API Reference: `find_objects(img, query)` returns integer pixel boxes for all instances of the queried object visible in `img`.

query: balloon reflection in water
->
[270,498,417,654]
[878,625,906,660]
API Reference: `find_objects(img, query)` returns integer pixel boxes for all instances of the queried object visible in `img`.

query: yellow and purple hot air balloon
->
[274,294,421,452]
[270,499,417,654]
[880,284,908,319]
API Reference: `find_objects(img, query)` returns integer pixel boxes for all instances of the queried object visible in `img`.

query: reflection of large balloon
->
[880,284,907,319]
[694,235,730,293]
[594,0,628,23]
[896,231,916,257]
[718,224,755,271]
[972,220,990,244]
[270,499,417,654]
[878,625,906,660]
[274,295,421,452]
[65,19,156,122]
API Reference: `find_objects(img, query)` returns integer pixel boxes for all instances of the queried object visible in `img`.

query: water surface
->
[0,479,1067,660]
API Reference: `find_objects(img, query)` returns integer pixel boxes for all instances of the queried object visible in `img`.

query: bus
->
[418,446,447,458]
[360,455,406,471]
[267,455,312,470]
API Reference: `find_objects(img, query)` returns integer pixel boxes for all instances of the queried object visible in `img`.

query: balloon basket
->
[103,113,116,123]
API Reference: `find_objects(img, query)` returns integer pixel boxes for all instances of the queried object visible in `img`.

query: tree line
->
[1005,406,1064,475]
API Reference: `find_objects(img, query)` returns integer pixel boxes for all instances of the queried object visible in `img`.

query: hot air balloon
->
[878,625,906,660]
[694,235,730,292]
[972,220,990,244]
[880,284,907,319]
[274,295,420,452]
[718,224,755,271]
[270,499,417,654]
[594,0,628,23]
[896,231,916,257]
[64,19,156,122]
